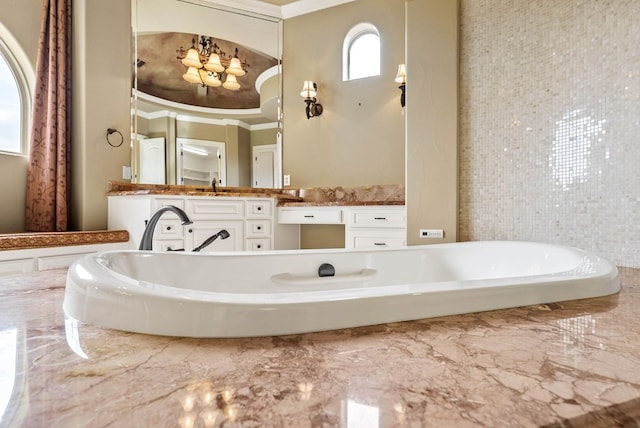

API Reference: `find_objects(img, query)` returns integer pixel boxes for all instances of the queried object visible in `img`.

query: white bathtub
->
[63,241,620,338]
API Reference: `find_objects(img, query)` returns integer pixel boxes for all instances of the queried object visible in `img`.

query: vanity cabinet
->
[345,206,407,249]
[108,195,283,252]
[277,205,406,249]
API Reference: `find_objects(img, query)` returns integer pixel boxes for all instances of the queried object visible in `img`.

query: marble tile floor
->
[0,267,639,427]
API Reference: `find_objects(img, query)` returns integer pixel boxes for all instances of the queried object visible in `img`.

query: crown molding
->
[188,0,356,20]
[281,0,356,19]
[135,90,263,117]
[194,0,282,18]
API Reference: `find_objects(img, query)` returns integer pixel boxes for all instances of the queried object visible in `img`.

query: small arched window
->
[0,31,32,156]
[343,23,380,81]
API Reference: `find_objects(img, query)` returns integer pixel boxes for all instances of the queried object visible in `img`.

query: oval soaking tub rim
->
[63,241,620,338]
[77,241,612,304]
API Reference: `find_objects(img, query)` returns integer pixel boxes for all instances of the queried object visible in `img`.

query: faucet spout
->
[139,205,193,251]
[193,229,230,252]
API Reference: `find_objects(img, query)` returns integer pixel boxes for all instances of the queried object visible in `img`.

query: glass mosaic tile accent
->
[459,0,640,268]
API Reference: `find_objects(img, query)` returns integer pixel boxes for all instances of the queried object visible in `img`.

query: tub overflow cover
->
[318,263,336,277]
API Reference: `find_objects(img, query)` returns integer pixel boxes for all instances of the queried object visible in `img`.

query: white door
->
[253,144,277,188]
[139,137,166,184]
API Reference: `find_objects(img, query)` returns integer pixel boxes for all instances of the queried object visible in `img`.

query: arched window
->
[343,23,380,81]
[0,30,32,156]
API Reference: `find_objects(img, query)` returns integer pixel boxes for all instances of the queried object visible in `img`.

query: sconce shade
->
[204,53,224,72]
[301,80,322,119]
[222,73,241,90]
[226,57,246,76]
[183,66,203,84]
[201,70,222,87]
[300,80,317,99]
[181,48,202,68]
[395,64,407,84]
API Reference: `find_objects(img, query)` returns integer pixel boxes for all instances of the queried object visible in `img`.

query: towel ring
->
[106,128,124,147]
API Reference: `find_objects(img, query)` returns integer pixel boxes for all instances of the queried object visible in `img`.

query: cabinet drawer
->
[153,239,186,252]
[246,200,272,217]
[348,208,406,228]
[0,259,35,277]
[346,229,406,249]
[156,219,185,239]
[351,235,406,249]
[190,220,244,252]
[246,219,271,237]
[278,207,342,224]
[153,198,185,211]
[186,199,244,220]
[246,238,271,251]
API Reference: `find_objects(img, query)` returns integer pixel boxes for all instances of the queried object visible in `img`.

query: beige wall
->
[0,155,27,232]
[406,0,458,245]
[71,0,132,230]
[251,127,278,146]
[282,0,406,188]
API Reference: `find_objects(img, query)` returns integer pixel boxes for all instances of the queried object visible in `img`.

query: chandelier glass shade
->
[176,36,249,90]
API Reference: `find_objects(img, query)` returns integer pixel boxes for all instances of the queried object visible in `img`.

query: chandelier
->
[176,36,250,90]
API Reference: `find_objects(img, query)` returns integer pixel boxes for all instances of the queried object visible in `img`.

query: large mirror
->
[132,0,282,188]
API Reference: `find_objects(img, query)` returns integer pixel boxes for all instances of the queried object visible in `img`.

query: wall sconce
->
[395,64,406,107]
[300,80,323,119]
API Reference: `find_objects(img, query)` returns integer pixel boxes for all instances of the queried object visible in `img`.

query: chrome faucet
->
[139,205,193,251]
[193,229,230,252]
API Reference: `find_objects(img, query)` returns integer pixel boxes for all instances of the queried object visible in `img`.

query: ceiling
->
[137,32,278,110]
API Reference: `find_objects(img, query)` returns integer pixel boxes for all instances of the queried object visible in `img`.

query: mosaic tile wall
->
[459,0,640,268]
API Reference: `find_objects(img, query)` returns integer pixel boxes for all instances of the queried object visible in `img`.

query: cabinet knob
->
[166,226,172,231]
[374,217,387,220]
[257,226,262,230]
[257,206,262,211]
[257,244,262,249]
[188,229,193,233]
[374,242,387,246]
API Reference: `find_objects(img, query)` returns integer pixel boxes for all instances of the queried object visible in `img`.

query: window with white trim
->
[0,37,30,156]
[343,23,380,81]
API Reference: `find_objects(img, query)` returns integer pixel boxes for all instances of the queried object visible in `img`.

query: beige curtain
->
[25,0,72,232]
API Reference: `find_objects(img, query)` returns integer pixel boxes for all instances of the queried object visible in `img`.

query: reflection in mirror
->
[176,138,226,186]
[132,0,282,187]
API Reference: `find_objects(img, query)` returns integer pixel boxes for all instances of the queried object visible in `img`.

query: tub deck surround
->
[1,268,639,426]
[0,230,129,251]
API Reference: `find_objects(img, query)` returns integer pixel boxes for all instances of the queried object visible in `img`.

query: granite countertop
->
[106,181,303,202]
[106,181,406,207]
[0,267,638,426]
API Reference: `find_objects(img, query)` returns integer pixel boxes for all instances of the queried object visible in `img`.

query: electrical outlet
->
[420,229,444,239]
[122,166,132,180]
[283,174,291,186]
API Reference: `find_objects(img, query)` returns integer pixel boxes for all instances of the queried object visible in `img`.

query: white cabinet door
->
[277,207,343,224]
[189,220,244,252]
[345,206,407,249]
